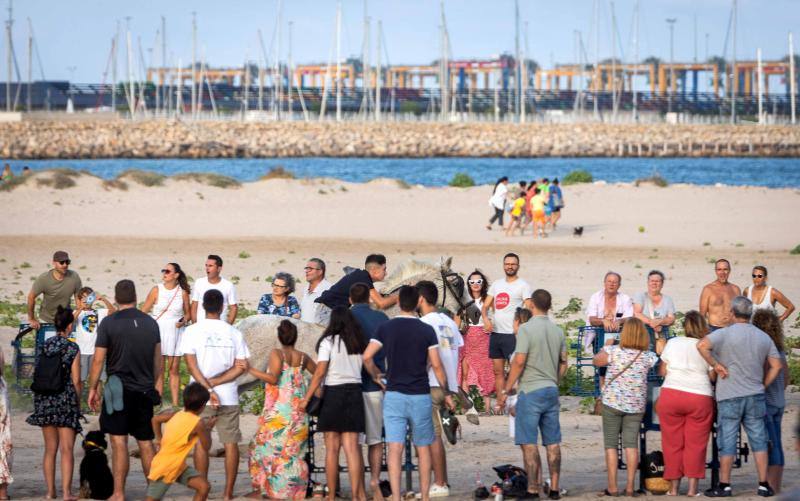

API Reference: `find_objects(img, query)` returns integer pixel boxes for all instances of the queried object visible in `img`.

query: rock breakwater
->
[1,121,798,158]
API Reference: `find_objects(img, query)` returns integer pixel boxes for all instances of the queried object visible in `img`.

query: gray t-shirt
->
[515,316,566,393]
[706,322,781,402]
[633,292,675,320]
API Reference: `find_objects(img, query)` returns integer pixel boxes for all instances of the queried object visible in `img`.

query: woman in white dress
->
[142,262,191,407]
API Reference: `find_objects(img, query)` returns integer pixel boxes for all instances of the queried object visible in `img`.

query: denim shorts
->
[515,386,561,446]
[764,404,784,466]
[383,391,434,446]
[717,394,768,457]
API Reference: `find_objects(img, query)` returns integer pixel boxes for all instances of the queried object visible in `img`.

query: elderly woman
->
[743,265,795,322]
[633,270,676,351]
[656,311,716,497]
[257,272,301,318]
[593,318,658,497]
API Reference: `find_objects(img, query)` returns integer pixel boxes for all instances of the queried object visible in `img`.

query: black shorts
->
[100,388,156,441]
[489,333,516,360]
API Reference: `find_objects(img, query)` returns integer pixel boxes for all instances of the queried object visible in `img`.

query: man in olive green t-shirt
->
[27,250,82,328]
[499,289,567,499]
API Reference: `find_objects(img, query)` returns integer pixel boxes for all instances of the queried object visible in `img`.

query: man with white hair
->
[697,296,783,498]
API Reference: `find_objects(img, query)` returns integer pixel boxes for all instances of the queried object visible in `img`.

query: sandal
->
[624,490,640,497]
[598,489,619,497]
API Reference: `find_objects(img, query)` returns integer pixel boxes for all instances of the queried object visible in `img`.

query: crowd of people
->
[487,176,566,238]
[0,250,793,499]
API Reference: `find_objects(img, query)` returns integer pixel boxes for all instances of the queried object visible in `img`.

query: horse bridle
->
[440,270,475,329]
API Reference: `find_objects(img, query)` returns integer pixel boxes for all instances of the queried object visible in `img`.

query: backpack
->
[31,348,66,395]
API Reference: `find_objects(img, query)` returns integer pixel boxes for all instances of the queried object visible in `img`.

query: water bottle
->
[491,484,504,501]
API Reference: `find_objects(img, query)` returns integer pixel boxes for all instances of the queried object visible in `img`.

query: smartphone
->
[85,292,96,305]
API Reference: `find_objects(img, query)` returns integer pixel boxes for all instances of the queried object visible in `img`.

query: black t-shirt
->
[316,269,374,310]
[96,308,161,392]
[373,317,438,395]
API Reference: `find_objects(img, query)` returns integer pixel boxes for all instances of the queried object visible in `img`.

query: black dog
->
[573,226,584,237]
[79,430,114,500]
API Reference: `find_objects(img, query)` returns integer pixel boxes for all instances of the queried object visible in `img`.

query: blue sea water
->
[4,157,800,188]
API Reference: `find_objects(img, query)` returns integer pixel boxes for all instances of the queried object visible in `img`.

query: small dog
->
[573,226,584,237]
[79,430,114,500]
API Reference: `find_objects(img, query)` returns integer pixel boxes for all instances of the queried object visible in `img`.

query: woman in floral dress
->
[0,349,13,499]
[245,320,316,499]
[26,305,82,500]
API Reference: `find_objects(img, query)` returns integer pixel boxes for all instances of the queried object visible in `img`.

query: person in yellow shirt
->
[147,383,216,501]
[505,191,528,236]
[529,187,548,238]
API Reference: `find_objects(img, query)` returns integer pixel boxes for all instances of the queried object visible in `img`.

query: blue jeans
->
[716,394,768,457]
[764,404,784,466]
[515,386,561,446]
[383,391,434,446]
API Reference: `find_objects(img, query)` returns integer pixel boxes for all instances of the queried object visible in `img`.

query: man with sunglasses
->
[27,250,82,331]
[699,258,741,332]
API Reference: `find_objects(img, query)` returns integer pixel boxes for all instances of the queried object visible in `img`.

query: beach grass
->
[260,166,295,180]
[119,169,166,187]
[173,172,241,188]
[634,174,669,187]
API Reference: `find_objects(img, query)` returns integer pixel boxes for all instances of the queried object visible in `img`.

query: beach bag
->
[643,450,670,494]
[31,349,66,395]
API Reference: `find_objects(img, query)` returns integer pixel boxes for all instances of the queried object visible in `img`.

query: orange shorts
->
[533,211,546,223]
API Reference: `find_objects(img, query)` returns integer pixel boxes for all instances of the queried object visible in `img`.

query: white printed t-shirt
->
[488,278,533,334]
[74,308,108,355]
[192,277,238,322]
[421,312,464,393]
[179,319,250,406]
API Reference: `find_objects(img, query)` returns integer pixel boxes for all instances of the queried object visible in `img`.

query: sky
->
[2,0,799,84]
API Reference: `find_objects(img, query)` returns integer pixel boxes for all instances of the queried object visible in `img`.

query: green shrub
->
[240,387,266,415]
[555,297,583,319]
[238,251,251,259]
[395,179,411,189]
[36,171,77,190]
[448,172,475,188]
[562,169,593,185]
[102,179,129,191]
[260,166,295,180]
[788,356,800,386]
[790,245,800,255]
[0,299,26,327]
[119,169,166,187]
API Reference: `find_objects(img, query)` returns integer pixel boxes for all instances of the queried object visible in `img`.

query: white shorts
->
[363,391,384,446]
[158,321,184,356]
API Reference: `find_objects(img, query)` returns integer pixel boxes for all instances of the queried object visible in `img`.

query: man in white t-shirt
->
[481,253,533,409]
[181,289,250,501]
[417,280,464,499]
[299,258,332,325]
[190,254,238,324]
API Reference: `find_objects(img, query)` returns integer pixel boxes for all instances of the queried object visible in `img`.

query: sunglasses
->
[468,279,483,285]
[272,283,288,288]
[58,260,71,265]
[304,267,321,271]
[752,274,765,278]
[161,269,174,274]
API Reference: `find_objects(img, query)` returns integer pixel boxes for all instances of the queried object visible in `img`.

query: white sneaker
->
[416,484,450,498]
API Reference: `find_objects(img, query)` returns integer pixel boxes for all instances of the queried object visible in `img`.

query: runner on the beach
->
[699,259,741,331]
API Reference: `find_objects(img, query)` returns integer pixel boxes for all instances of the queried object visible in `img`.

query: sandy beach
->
[0,172,798,499]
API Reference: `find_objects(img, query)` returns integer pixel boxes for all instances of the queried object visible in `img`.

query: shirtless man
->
[699,259,741,331]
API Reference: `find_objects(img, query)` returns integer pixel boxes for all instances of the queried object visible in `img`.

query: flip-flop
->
[598,489,619,497]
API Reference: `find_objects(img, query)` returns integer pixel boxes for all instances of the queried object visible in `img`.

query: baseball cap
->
[53,250,70,262]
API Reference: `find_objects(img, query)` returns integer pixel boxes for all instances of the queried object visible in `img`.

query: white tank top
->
[746,285,775,312]
[152,283,185,322]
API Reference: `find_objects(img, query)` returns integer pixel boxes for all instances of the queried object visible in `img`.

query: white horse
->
[236,257,479,390]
